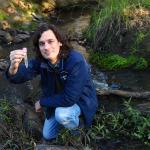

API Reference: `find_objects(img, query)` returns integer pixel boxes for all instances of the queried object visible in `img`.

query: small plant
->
[56,128,83,148]
[90,99,150,146]
[134,57,148,70]
[101,54,128,70]
[0,98,14,124]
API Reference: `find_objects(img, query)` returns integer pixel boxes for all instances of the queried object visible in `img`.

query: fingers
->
[9,48,27,75]
[36,108,43,112]
[10,48,27,65]
[35,101,43,113]
[10,49,27,60]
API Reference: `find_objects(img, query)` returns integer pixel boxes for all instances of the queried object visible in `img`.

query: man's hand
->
[9,48,27,75]
[35,100,43,112]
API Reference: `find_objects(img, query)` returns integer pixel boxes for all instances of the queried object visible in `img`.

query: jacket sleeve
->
[5,59,40,83]
[40,60,89,107]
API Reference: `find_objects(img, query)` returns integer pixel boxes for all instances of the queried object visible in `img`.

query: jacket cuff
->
[40,98,50,107]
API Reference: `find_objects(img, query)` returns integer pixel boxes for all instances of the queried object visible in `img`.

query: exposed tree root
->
[96,88,150,100]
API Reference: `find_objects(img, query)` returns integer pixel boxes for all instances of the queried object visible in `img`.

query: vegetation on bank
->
[0,99,34,149]
[89,52,148,70]
[57,100,150,149]
[0,98,150,149]
[84,0,150,70]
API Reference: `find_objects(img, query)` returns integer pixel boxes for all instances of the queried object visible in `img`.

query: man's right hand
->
[9,48,27,75]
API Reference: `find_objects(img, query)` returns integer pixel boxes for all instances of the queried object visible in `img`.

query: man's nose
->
[44,42,50,49]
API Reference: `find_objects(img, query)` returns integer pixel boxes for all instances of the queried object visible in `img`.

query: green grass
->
[85,0,130,41]
[0,98,14,124]
[0,9,8,20]
[89,52,148,70]
[84,0,150,50]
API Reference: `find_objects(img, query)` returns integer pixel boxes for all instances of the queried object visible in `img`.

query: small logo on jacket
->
[60,71,68,81]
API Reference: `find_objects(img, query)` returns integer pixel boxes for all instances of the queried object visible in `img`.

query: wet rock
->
[0,30,13,44]
[13,33,30,43]
[35,144,77,150]
[0,29,31,45]
[17,30,30,35]
[6,28,18,36]
[0,59,9,71]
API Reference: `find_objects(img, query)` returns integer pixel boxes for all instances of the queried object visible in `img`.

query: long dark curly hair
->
[32,23,72,60]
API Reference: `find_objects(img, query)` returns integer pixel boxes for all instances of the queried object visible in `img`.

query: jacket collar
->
[40,59,64,72]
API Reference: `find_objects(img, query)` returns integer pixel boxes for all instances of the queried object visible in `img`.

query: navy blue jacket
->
[6,50,98,126]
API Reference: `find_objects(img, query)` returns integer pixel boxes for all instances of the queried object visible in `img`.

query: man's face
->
[39,29,62,64]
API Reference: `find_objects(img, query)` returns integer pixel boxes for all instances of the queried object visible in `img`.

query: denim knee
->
[55,108,70,126]
[55,105,80,129]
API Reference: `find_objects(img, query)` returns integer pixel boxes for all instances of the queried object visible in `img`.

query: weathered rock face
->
[60,15,91,40]
[56,0,98,8]
[59,14,90,60]
[0,30,13,44]
[0,29,31,45]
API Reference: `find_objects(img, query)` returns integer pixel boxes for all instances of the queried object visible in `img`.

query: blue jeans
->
[43,104,81,140]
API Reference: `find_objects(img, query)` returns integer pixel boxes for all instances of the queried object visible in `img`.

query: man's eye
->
[39,42,44,46]
[48,40,53,44]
